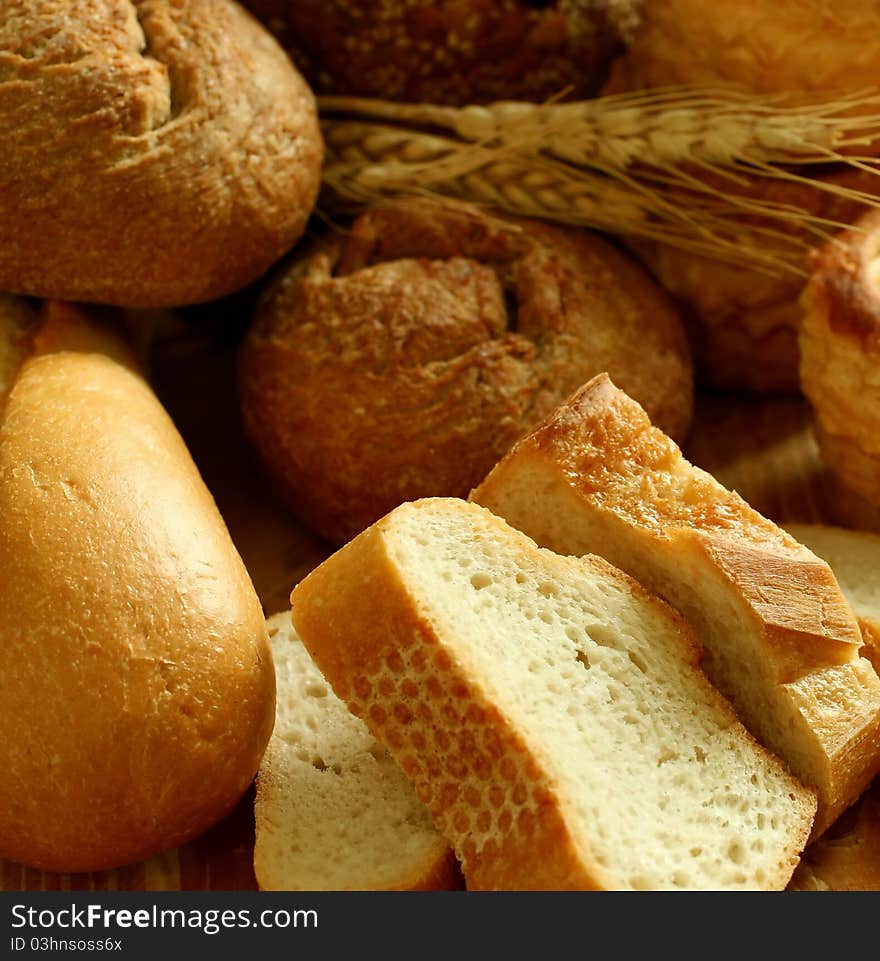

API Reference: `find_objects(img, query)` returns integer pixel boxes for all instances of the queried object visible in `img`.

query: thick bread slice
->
[291,498,816,891]
[255,613,458,891]
[784,524,880,677]
[472,374,880,836]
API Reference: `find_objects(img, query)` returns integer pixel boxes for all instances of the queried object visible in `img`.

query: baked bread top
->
[0,0,322,307]
[239,200,693,544]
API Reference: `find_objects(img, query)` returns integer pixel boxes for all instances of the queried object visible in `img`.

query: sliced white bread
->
[254,612,458,891]
[472,373,880,836]
[784,523,880,677]
[291,497,816,891]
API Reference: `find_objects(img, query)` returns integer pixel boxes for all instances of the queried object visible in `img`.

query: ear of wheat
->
[319,86,880,275]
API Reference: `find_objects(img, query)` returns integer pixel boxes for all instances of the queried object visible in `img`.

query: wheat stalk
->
[319,86,880,275]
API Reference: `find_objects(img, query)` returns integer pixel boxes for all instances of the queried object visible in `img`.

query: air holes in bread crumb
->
[306,682,328,698]
[576,649,591,670]
[470,572,492,590]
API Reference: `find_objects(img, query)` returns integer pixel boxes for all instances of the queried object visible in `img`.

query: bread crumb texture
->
[255,613,454,891]
[292,499,814,890]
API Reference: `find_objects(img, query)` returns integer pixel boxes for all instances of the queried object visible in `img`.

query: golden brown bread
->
[239,200,693,544]
[628,169,879,393]
[0,0,322,308]
[472,374,880,835]
[800,209,880,528]
[241,0,641,105]
[605,0,880,108]
[0,300,275,872]
[603,0,880,391]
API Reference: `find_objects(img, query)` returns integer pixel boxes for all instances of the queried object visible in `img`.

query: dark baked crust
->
[239,201,693,544]
[0,0,323,307]
[241,0,639,105]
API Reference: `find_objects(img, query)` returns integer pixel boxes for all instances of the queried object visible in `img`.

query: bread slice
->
[254,612,458,891]
[291,497,816,890]
[784,524,880,677]
[472,373,880,836]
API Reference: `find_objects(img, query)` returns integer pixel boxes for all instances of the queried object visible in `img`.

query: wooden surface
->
[2,322,876,891]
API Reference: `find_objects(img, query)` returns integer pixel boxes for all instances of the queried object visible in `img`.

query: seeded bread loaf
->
[472,374,880,836]
[291,497,816,890]
[255,612,458,891]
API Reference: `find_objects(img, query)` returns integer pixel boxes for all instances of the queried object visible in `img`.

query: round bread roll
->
[605,0,880,107]
[239,201,693,545]
[0,0,322,308]
[627,169,880,393]
[800,209,880,530]
[240,0,642,105]
[0,299,275,872]
[604,0,880,391]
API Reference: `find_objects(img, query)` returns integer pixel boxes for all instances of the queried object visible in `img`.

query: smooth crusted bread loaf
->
[291,498,816,891]
[240,199,693,544]
[254,613,458,891]
[472,374,880,836]
[784,524,880,677]
[800,210,880,528]
[0,0,322,307]
[0,300,275,872]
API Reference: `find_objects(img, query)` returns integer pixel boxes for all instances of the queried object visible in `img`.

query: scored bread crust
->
[254,613,458,891]
[0,301,275,872]
[0,0,322,308]
[240,199,693,545]
[291,498,816,890]
[800,209,880,527]
[472,374,880,836]
[784,524,880,680]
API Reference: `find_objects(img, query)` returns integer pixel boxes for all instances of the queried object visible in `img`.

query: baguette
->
[291,497,816,890]
[254,613,458,891]
[472,374,880,835]
[0,300,275,872]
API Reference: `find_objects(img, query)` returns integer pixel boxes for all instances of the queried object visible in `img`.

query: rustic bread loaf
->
[0,0,322,307]
[0,300,275,872]
[784,524,880,677]
[291,497,816,890]
[800,210,880,529]
[241,0,642,105]
[255,612,458,891]
[472,374,880,835]
[240,200,693,544]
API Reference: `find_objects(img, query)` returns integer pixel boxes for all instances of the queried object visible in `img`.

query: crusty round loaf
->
[241,0,642,105]
[0,299,275,872]
[628,170,879,393]
[603,1,880,391]
[239,200,693,545]
[0,0,322,308]
[800,208,880,528]
[605,0,880,113]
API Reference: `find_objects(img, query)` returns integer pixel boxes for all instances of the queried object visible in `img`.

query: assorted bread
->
[472,374,880,836]
[290,497,816,890]
[5,0,880,895]
[239,199,693,544]
[0,0,322,307]
[254,612,457,891]
[0,300,275,872]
